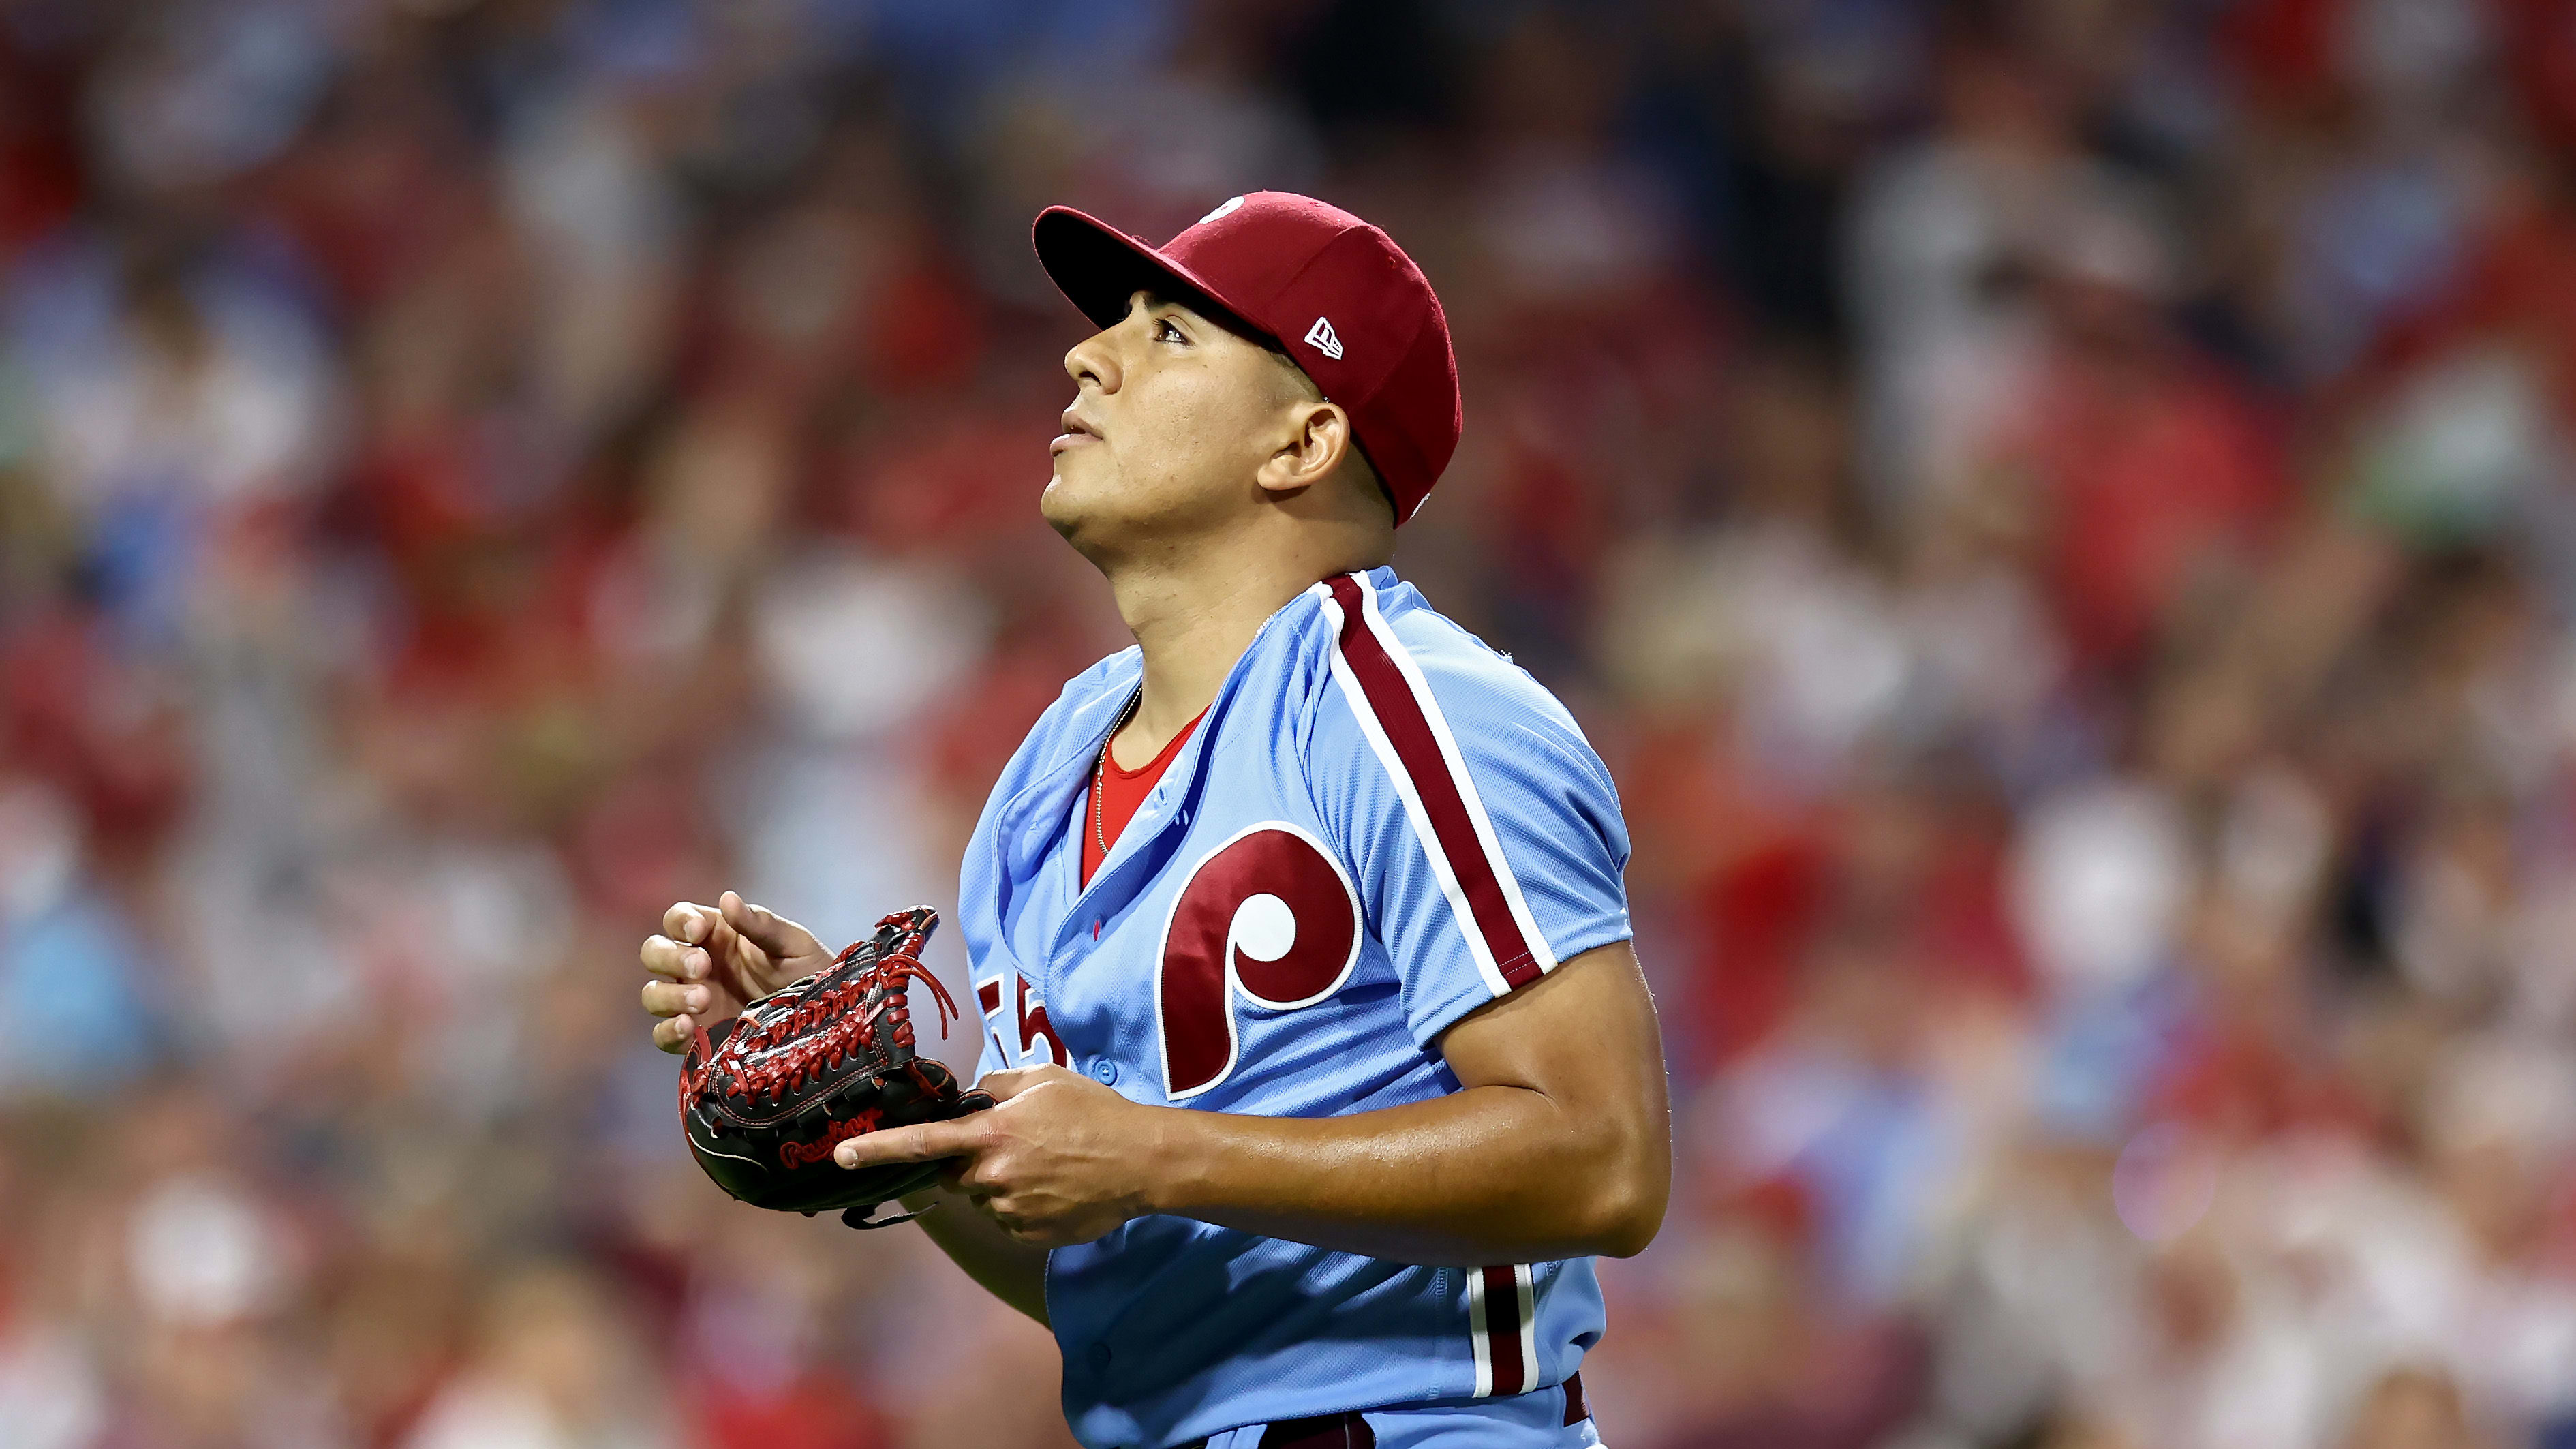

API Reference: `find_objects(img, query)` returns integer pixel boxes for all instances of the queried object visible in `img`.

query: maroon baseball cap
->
[1033,192,1460,525]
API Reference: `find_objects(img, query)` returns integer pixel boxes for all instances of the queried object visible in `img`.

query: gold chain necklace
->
[1092,688,1144,857]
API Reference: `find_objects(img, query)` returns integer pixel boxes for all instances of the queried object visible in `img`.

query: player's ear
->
[1256,399,1353,498]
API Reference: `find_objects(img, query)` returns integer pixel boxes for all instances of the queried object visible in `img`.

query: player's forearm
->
[1137,1082,1666,1266]
[903,1185,1052,1324]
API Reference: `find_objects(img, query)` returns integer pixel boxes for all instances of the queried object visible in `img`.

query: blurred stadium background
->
[2,1,2575,1446]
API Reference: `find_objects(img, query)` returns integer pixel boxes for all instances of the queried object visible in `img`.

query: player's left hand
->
[835,1063,1156,1247]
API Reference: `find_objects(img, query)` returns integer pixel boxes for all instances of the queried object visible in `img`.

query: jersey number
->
[1156,822,1362,1098]
[978,974,1067,1067]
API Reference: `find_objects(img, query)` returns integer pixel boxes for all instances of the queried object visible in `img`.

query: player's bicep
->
[1437,940,1661,1102]
[1439,939,1672,1249]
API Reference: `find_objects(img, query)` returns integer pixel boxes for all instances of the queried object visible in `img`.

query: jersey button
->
[1089,1060,1119,1086]
[1087,1342,1113,1371]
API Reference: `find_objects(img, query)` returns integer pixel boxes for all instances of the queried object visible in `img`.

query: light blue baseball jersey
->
[959,567,1634,1449]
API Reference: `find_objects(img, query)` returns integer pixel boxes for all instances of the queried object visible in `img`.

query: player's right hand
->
[638,891,832,1053]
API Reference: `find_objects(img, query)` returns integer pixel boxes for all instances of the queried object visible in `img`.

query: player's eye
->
[1155,317,1187,344]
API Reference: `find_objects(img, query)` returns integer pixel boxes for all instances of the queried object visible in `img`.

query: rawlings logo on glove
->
[777,1109,885,1168]
[678,907,993,1227]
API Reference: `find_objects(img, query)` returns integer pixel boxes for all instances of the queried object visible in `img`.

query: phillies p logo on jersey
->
[1155,822,1361,1098]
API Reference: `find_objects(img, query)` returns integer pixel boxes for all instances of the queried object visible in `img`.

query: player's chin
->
[1041,476,1154,561]
[1039,471,1101,543]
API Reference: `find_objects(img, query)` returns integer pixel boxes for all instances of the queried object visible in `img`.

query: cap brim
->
[1033,206,1270,342]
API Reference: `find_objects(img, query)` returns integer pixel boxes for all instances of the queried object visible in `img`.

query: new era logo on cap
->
[1031,191,1461,524]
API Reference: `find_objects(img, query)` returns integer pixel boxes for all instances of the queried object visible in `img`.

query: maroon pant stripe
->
[1480,1264,1524,1395]
[1325,576,1541,988]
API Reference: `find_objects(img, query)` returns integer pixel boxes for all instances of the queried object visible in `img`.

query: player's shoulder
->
[1305,569,1588,740]
[1295,569,1601,787]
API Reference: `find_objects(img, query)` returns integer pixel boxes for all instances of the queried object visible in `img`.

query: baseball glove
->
[678,906,993,1228]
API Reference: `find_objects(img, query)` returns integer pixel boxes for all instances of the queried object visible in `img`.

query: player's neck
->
[1103,551,1337,768]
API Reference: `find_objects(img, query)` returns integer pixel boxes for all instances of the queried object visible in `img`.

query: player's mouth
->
[1052,408,1101,454]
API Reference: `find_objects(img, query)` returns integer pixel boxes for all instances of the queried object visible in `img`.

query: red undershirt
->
[1081,710,1206,886]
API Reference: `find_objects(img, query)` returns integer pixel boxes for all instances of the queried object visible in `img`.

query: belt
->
[1171,1371,1586,1449]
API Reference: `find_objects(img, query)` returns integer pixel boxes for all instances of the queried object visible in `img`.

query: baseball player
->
[639,192,1669,1449]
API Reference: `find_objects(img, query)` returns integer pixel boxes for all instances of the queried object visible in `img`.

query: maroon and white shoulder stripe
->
[1312,572,1557,995]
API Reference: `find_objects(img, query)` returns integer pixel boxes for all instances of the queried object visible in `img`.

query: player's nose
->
[1063,326,1120,395]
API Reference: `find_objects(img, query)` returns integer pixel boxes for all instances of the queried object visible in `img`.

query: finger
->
[640,935,703,981]
[953,1155,1013,1195]
[720,891,821,961]
[664,901,719,945]
[641,980,714,1020]
[835,1118,981,1170]
[641,941,716,989]
[651,1014,696,1052]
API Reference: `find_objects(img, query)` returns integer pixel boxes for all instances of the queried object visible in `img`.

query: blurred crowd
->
[3,1,2575,1447]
